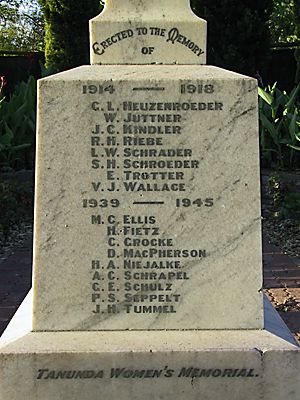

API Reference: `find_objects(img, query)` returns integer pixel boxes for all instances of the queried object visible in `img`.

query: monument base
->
[0,292,299,400]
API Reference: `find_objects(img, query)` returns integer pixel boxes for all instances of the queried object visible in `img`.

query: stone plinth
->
[33,65,263,331]
[0,293,299,400]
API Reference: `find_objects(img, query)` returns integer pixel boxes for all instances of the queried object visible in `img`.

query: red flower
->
[0,76,6,87]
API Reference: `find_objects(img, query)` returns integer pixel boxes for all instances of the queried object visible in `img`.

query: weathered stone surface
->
[0,296,299,400]
[32,65,263,331]
[1,294,298,400]
[90,0,207,65]
[1,338,298,400]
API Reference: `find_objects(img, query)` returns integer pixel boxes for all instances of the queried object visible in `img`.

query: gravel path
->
[263,217,300,261]
[0,222,33,264]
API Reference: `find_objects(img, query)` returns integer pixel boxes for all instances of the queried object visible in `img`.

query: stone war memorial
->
[0,0,300,399]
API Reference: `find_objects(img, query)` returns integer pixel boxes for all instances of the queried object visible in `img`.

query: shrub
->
[0,76,36,171]
[267,173,300,219]
[191,0,273,76]
[0,179,33,240]
[39,0,102,71]
[258,83,300,169]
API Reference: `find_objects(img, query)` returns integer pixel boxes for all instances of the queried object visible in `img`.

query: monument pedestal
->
[0,292,299,400]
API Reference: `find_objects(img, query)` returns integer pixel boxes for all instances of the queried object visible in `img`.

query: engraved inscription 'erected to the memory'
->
[32,65,263,331]
[90,0,207,65]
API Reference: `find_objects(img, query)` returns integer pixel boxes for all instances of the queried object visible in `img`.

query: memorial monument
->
[0,1,299,399]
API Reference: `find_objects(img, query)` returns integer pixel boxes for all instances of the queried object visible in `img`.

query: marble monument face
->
[32,65,263,331]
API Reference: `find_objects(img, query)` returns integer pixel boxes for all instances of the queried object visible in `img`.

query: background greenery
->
[191,0,273,76]
[0,0,44,51]
[0,0,299,238]
[0,1,299,73]
[269,0,299,44]
[38,0,103,71]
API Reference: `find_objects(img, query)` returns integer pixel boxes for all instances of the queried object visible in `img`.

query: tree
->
[292,0,300,84]
[268,0,300,84]
[268,0,298,44]
[0,0,44,51]
[39,0,102,71]
[190,0,273,77]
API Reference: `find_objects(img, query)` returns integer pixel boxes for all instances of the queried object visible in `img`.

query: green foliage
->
[268,173,283,212]
[39,60,57,77]
[0,0,44,51]
[267,173,300,219]
[295,0,300,37]
[0,76,36,170]
[268,1,300,85]
[39,0,103,71]
[191,0,273,76]
[258,83,300,168]
[294,0,300,84]
[0,179,33,239]
[269,0,298,44]
[0,180,19,238]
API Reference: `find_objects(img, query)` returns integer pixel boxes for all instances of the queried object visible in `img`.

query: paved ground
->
[0,237,32,335]
[0,235,299,344]
[263,238,300,345]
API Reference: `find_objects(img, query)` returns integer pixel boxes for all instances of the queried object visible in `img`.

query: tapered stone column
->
[90,0,207,64]
[105,0,192,12]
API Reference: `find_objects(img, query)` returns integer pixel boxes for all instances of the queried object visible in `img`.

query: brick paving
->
[0,234,299,345]
[263,238,300,345]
